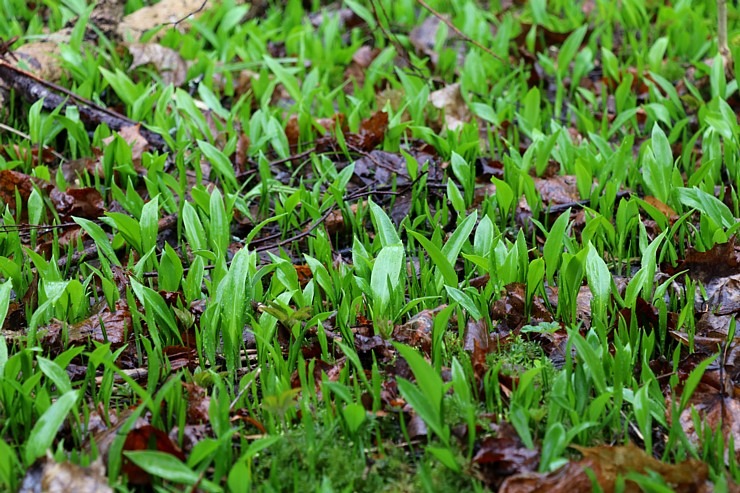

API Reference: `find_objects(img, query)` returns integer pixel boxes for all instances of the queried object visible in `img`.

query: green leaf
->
[675,187,735,229]
[125,451,220,491]
[444,286,482,320]
[544,211,569,284]
[25,390,79,465]
[182,201,207,252]
[369,199,401,247]
[427,446,460,472]
[130,278,180,340]
[140,195,159,254]
[557,25,588,77]
[263,56,301,103]
[73,217,119,266]
[104,212,143,254]
[585,242,610,320]
[370,245,404,309]
[409,231,456,289]
[197,140,237,189]
[393,344,449,443]
[37,356,72,394]
[441,211,477,266]
[215,248,253,370]
[209,188,230,256]
[570,331,607,395]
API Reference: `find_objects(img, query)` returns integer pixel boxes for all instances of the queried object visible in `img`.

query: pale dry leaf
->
[19,453,112,493]
[103,125,150,165]
[13,38,68,81]
[128,43,188,86]
[429,83,470,131]
[118,0,246,42]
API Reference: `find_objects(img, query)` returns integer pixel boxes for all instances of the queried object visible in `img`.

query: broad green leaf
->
[37,357,72,394]
[394,344,444,416]
[197,140,237,189]
[370,245,404,309]
[140,195,159,254]
[262,56,302,104]
[409,231,456,288]
[444,286,482,320]
[369,199,401,247]
[209,188,230,256]
[544,211,570,284]
[125,451,220,492]
[441,211,477,266]
[25,390,79,464]
[585,242,610,319]
[216,248,253,370]
[73,217,119,266]
[675,187,735,229]
[182,201,207,252]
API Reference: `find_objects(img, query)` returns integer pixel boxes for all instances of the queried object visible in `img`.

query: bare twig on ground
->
[0,60,166,150]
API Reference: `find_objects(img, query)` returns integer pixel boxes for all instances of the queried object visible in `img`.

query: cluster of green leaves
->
[0,0,739,491]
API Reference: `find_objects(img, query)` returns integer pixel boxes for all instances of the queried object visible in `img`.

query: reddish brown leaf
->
[345,111,388,152]
[473,422,540,490]
[121,425,186,485]
[0,169,47,209]
[39,301,131,353]
[393,307,445,356]
[183,382,210,424]
[49,187,104,219]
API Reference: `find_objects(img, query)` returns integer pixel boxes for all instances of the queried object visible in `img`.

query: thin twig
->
[415,0,504,62]
[0,121,67,163]
[166,0,208,27]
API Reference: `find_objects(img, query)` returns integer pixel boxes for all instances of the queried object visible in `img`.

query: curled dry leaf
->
[393,306,447,356]
[49,187,105,220]
[345,111,388,152]
[127,43,188,87]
